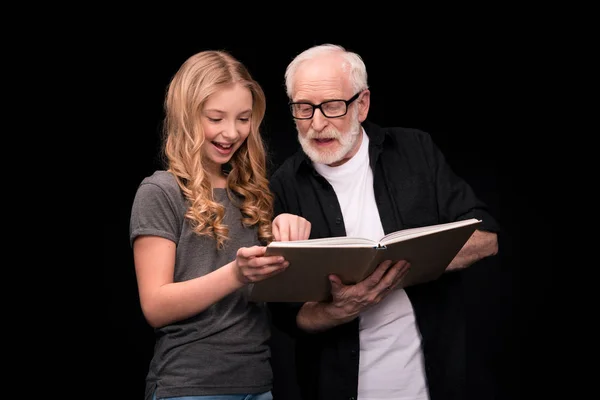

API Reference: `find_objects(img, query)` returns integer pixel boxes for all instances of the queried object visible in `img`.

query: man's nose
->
[311,108,329,131]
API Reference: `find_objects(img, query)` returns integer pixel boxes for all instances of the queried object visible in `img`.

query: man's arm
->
[296,301,357,332]
[445,229,498,271]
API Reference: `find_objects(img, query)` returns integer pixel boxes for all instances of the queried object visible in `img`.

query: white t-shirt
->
[314,129,430,400]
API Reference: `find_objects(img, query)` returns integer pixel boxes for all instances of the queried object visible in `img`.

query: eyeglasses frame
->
[289,91,362,120]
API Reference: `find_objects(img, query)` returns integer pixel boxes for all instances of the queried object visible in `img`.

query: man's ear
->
[358,90,370,122]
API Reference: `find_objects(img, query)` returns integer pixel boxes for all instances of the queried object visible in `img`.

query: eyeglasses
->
[289,92,362,120]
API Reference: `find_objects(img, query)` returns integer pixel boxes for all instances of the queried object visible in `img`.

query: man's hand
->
[297,259,411,331]
[272,213,311,241]
[328,259,411,317]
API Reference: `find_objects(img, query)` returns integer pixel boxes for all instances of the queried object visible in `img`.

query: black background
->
[105,33,551,399]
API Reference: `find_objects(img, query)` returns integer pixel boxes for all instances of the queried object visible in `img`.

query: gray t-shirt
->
[129,171,272,399]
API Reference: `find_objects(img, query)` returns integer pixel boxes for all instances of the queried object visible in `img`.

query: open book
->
[249,218,481,302]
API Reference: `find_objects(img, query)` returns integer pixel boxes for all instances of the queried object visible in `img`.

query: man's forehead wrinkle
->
[295,78,349,101]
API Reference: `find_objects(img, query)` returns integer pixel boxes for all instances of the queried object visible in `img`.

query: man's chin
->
[299,136,343,164]
[304,148,339,165]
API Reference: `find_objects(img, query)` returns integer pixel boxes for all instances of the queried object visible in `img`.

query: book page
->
[268,236,377,248]
[380,218,481,246]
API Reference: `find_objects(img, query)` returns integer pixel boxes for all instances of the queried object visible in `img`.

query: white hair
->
[284,43,369,99]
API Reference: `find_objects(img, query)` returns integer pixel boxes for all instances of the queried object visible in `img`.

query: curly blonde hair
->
[161,50,273,248]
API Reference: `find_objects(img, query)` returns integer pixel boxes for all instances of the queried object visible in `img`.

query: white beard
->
[297,110,362,166]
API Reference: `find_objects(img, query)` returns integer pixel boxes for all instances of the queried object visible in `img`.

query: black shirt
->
[268,120,500,400]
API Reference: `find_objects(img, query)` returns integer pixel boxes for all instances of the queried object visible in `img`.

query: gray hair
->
[284,43,369,99]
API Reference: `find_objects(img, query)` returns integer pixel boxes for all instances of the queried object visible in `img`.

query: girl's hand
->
[233,245,289,284]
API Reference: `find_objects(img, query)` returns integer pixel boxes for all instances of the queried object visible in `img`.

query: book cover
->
[249,218,481,302]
